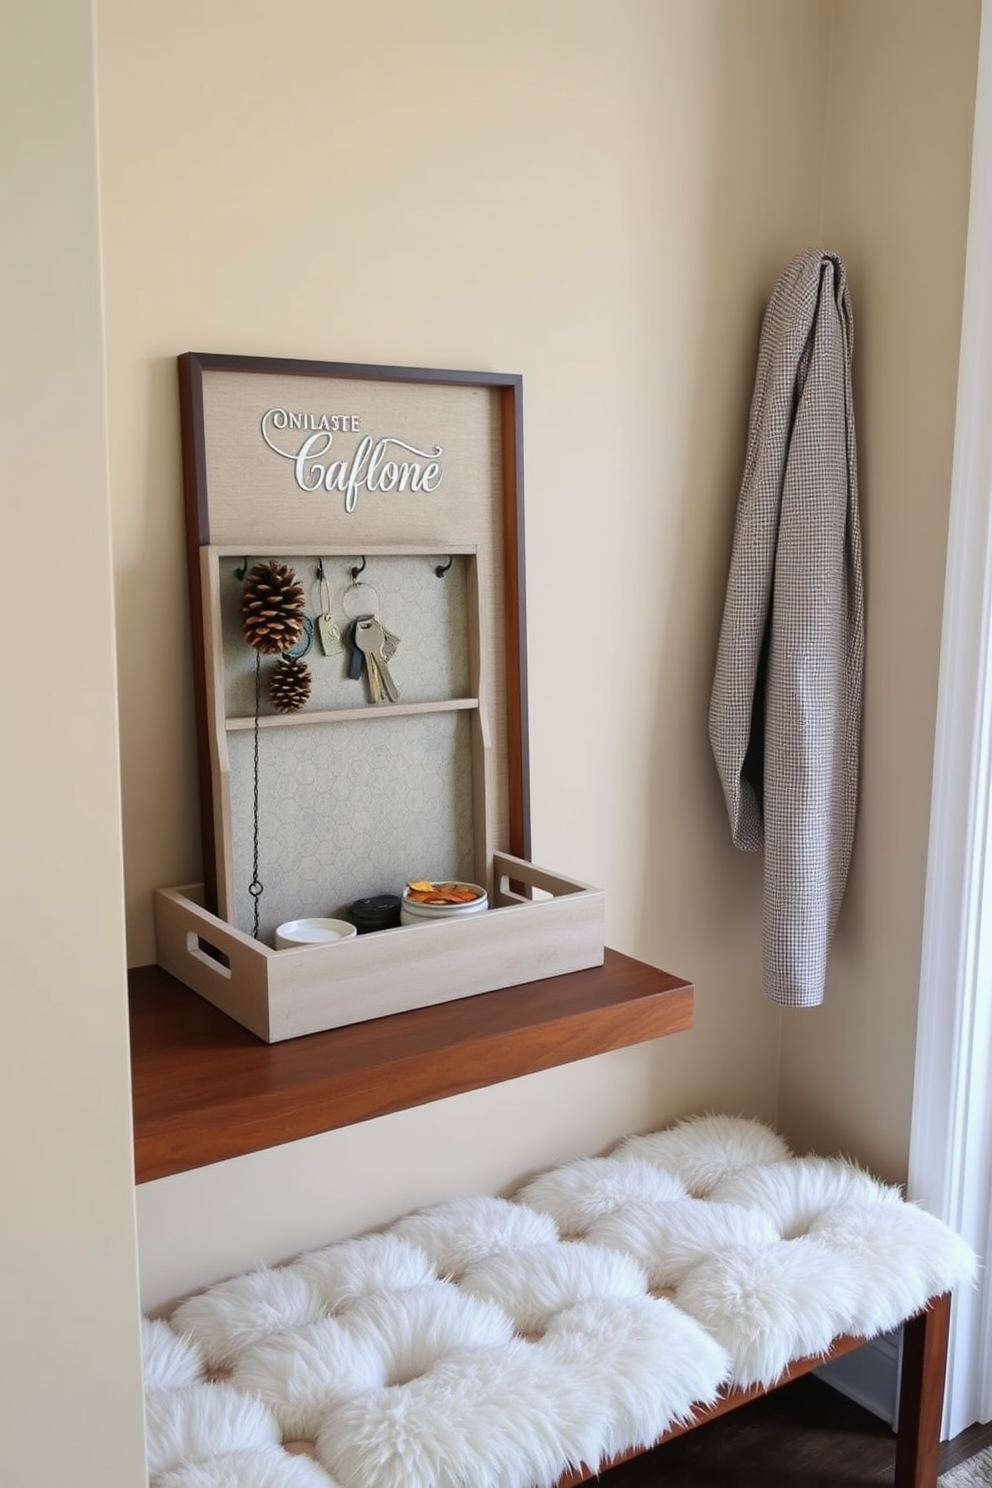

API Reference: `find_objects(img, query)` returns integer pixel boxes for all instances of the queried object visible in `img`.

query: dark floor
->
[592,1375,992,1486]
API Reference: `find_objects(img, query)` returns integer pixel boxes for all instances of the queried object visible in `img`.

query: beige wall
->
[777,0,982,1178]
[0,3,146,1483]
[94,0,832,1309]
[87,0,980,1316]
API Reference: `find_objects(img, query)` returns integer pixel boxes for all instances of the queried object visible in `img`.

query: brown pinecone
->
[240,561,306,655]
[269,655,312,713]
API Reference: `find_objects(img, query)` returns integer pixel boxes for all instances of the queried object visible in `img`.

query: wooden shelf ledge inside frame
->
[225,697,480,730]
[128,951,694,1183]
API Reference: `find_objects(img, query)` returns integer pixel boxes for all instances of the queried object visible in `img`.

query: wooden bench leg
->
[894,1292,952,1488]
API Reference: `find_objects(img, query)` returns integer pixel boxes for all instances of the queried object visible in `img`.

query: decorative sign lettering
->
[261,407,444,513]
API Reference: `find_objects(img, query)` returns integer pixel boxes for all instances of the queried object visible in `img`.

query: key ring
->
[342,579,379,621]
[317,567,332,618]
[283,613,314,659]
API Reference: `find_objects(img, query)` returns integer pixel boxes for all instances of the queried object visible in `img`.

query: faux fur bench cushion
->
[143,1115,976,1488]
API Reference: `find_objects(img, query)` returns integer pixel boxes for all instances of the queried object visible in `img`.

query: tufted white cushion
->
[142,1317,205,1392]
[584,1196,780,1291]
[616,1112,791,1195]
[515,1154,688,1232]
[458,1239,649,1333]
[154,1448,338,1488]
[144,1114,976,1488]
[145,1382,281,1479]
[389,1195,559,1273]
[291,1232,436,1312]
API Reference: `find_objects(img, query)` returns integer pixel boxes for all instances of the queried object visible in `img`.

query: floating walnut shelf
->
[129,952,695,1183]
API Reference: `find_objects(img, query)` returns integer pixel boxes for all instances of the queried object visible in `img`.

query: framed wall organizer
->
[155,353,603,1040]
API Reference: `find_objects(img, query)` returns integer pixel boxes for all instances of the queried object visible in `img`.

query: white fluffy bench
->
[142,1115,975,1488]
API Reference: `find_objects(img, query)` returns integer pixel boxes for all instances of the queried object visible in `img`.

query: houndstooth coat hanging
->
[709,249,864,1008]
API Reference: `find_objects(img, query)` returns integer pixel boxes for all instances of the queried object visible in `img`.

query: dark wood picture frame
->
[177,351,531,917]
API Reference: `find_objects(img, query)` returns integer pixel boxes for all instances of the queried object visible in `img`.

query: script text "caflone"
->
[261,410,443,513]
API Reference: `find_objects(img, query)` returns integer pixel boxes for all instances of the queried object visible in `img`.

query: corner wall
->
[0,2,146,1481]
[776,0,982,1180]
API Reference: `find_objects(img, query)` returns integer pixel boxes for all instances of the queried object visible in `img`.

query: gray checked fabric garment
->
[709,249,864,1008]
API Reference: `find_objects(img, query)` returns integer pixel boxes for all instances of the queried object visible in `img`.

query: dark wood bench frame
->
[557,1292,952,1488]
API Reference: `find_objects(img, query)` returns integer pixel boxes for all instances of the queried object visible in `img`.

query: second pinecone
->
[269,654,312,714]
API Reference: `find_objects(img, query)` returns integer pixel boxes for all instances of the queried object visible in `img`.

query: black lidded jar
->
[348,893,402,934]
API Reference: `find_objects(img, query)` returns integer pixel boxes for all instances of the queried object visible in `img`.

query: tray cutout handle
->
[493,852,598,907]
[155,885,274,1039]
[186,931,233,978]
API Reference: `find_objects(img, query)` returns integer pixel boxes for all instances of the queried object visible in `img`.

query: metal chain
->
[249,651,264,938]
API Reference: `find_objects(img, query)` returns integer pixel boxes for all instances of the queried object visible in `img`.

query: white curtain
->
[908,0,992,1438]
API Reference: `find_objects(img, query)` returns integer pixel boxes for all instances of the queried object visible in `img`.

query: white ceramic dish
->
[275,917,358,949]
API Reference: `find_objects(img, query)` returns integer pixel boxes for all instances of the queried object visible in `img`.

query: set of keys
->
[347,614,400,703]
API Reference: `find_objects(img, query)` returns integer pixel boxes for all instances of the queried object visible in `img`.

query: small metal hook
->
[235,557,249,581]
[435,556,453,578]
[316,558,331,618]
[351,555,367,580]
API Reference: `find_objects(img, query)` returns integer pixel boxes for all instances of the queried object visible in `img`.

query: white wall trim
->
[908,0,992,1440]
